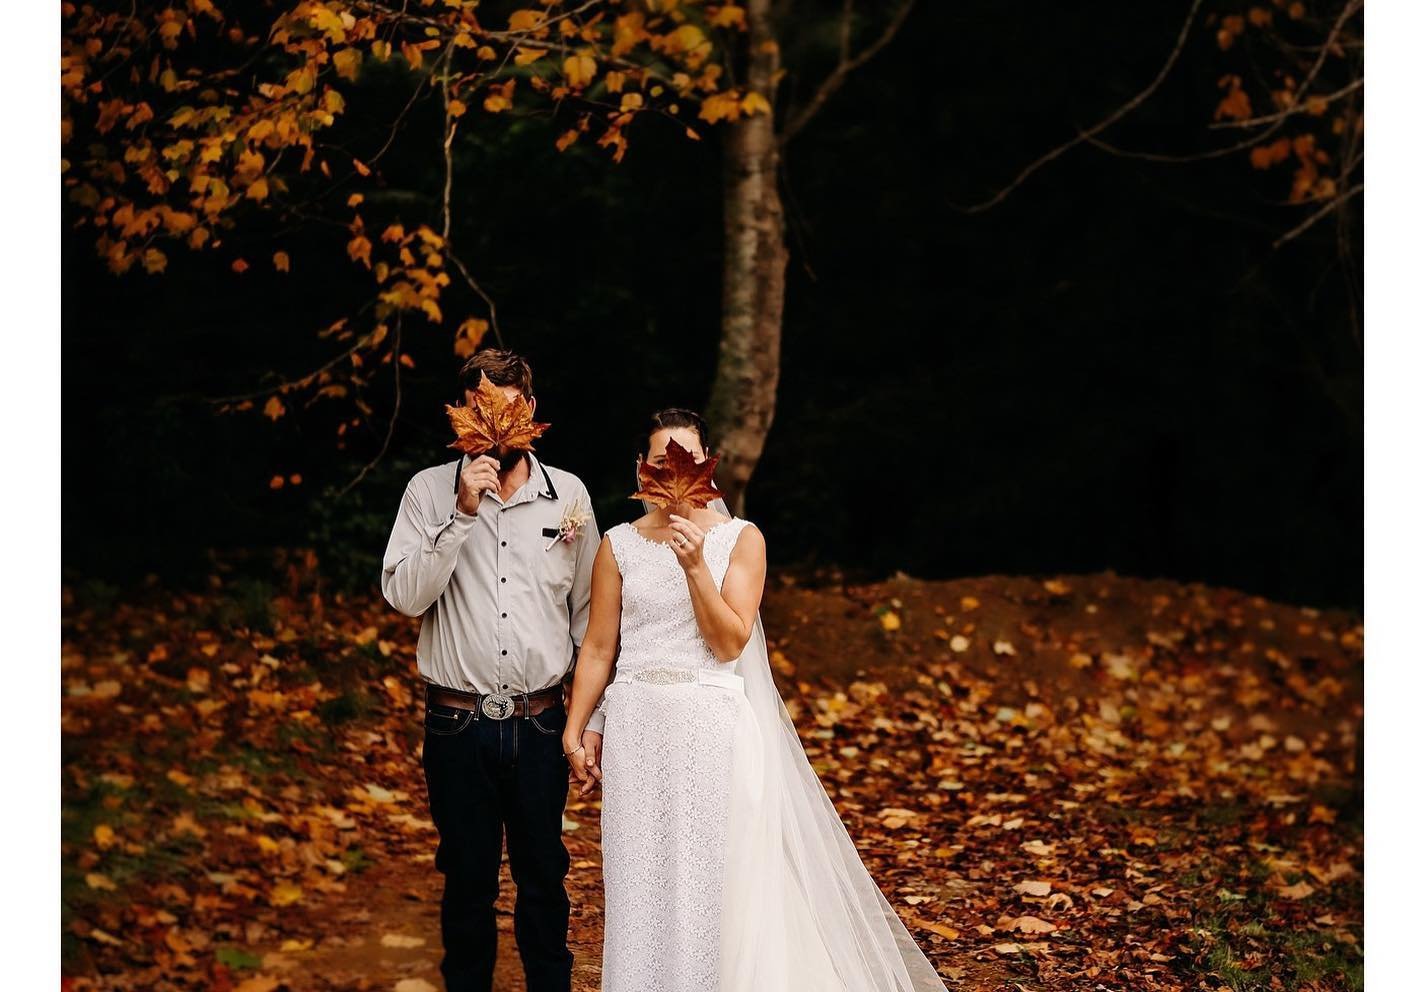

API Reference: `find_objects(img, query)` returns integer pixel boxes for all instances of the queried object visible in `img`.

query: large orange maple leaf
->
[444,373,550,456]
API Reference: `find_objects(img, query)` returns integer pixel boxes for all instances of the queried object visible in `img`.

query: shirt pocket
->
[539,528,577,601]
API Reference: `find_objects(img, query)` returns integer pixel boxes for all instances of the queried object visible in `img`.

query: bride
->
[563,408,949,992]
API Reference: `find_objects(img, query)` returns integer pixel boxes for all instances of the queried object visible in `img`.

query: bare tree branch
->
[448,250,505,349]
[779,0,917,145]
[955,0,1205,213]
[368,67,436,167]
[1208,77,1363,130]
[1273,184,1362,250]
[341,313,404,495]
[437,43,504,349]
[1291,0,1364,96]
[1335,54,1364,351]
[440,48,458,243]
[1085,130,1263,164]
[204,304,381,407]
[1087,0,1361,164]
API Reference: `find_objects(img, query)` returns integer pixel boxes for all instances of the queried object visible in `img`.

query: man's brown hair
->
[459,348,534,399]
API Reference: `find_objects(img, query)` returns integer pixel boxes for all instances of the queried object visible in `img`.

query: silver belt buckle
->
[480,692,516,720]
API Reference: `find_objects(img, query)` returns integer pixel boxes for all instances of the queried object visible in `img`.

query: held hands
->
[564,728,604,796]
[667,513,707,573]
[456,454,500,516]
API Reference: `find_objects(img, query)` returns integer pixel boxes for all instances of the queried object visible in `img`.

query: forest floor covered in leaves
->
[61,560,1363,992]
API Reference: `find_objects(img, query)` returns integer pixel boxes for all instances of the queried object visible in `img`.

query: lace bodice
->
[605,517,754,675]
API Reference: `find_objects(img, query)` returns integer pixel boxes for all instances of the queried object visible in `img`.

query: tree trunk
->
[705,0,787,516]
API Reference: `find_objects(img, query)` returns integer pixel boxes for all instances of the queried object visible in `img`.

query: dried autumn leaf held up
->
[630,438,721,509]
[445,372,550,456]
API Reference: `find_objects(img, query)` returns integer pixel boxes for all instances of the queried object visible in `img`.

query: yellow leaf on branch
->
[508,10,546,31]
[741,91,771,116]
[347,234,372,268]
[564,53,596,88]
[333,47,361,81]
[484,80,515,113]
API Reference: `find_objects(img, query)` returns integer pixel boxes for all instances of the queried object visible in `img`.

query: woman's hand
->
[667,514,707,573]
[563,733,589,787]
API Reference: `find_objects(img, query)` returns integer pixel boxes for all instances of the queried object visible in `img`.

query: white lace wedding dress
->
[599,517,757,992]
[598,515,950,992]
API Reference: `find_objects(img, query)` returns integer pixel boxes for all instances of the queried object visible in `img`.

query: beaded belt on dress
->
[612,666,745,693]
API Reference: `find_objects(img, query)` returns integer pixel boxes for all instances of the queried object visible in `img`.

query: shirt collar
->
[523,451,559,501]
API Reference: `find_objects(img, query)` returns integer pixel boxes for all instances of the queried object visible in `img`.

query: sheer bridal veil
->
[650,494,948,991]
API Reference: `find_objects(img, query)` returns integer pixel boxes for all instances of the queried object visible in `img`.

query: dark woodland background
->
[62,0,1362,608]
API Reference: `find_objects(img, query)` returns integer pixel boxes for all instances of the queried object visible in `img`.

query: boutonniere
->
[545,498,592,550]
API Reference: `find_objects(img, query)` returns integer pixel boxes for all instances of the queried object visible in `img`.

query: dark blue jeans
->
[421,697,574,992]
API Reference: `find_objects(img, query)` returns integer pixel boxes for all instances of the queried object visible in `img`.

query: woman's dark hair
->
[642,407,711,458]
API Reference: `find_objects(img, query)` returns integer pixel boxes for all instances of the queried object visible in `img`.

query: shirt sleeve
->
[569,489,607,734]
[585,693,608,735]
[567,489,600,647]
[380,475,479,617]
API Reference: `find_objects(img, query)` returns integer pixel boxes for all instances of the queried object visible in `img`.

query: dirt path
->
[243,797,609,992]
[248,862,531,991]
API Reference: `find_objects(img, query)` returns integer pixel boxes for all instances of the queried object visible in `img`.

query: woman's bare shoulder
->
[730,518,765,551]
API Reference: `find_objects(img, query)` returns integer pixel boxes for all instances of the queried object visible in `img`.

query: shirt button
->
[501,540,507,547]
[501,612,508,619]
[501,649,508,656]
[500,577,507,583]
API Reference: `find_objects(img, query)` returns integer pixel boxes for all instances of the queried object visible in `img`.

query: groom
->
[380,348,606,992]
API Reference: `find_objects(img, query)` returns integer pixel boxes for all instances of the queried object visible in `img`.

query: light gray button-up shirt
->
[380,450,606,732]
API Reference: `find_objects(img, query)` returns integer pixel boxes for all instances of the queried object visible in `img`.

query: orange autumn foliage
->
[60,2,770,421]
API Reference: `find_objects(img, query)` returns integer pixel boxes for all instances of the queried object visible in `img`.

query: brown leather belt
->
[425,681,563,721]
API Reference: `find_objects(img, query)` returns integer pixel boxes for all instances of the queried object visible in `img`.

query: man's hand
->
[456,454,500,516]
[578,730,603,796]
